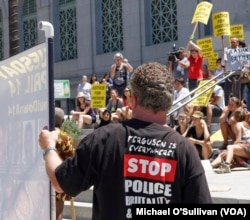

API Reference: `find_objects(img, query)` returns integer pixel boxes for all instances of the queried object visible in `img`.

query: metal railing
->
[167,70,238,117]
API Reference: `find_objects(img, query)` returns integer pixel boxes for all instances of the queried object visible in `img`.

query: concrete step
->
[63,187,93,220]
[63,201,92,220]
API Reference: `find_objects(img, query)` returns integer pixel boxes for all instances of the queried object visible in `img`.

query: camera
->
[168,51,179,62]
[168,44,181,62]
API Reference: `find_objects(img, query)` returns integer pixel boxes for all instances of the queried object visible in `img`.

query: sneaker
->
[214,162,231,174]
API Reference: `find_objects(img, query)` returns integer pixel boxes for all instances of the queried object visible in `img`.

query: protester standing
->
[185,41,203,93]
[223,37,242,104]
[39,62,212,220]
[110,52,133,97]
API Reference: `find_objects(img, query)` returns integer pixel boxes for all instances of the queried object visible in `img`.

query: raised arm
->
[123,58,133,72]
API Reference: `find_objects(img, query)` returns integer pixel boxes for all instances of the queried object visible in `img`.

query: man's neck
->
[132,107,167,126]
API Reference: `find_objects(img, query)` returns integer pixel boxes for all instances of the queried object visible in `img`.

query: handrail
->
[167,70,237,117]
[171,73,221,106]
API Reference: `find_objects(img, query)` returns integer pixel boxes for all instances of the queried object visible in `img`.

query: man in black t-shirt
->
[39,62,212,220]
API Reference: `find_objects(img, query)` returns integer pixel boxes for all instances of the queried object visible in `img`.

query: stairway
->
[63,186,93,220]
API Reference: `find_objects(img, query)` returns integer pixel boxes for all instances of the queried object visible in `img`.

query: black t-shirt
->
[185,126,204,159]
[55,119,212,220]
[113,65,127,87]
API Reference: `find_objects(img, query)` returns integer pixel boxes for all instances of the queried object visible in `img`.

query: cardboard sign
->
[91,84,106,108]
[192,80,215,106]
[212,11,230,37]
[207,53,219,70]
[192,1,213,25]
[230,24,244,41]
[197,37,214,58]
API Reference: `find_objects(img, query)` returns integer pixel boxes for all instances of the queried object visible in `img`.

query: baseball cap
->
[178,47,185,52]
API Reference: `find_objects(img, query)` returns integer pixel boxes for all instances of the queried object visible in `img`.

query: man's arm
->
[110,64,116,78]
[123,58,133,72]
[219,106,229,123]
[39,129,64,193]
[210,95,221,105]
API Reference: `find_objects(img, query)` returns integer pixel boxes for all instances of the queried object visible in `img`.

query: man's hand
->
[38,129,59,151]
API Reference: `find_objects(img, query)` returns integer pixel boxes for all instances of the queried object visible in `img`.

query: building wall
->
[1,0,250,104]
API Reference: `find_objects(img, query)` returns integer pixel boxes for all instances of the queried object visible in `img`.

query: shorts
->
[212,105,223,117]
[91,115,97,123]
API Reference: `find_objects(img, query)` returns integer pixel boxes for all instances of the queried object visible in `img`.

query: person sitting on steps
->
[212,107,250,173]
[70,92,97,129]
[219,96,242,150]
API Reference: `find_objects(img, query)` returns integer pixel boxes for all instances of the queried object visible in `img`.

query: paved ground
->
[202,160,250,203]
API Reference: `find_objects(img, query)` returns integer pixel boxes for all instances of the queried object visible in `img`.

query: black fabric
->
[95,109,113,128]
[185,126,204,159]
[55,119,212,220]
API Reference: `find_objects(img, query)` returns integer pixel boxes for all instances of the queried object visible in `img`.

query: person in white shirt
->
[77,75,92,101]
[168,77,191,126]
[206,83,225,129]
[167,47,190,86]
[223,37,242,104]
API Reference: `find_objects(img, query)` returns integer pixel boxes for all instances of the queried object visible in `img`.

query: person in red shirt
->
[185,41,203,93]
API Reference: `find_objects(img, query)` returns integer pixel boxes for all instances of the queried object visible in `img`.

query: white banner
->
[0,42,51,219]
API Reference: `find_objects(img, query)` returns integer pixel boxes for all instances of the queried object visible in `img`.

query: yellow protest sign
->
[197,37,214,58]
[207,53,219,70]
[91,84,106,108]
[230,24,244,40]
[212,11,230,37]
[191,80,215,106]
[191,1,213,25]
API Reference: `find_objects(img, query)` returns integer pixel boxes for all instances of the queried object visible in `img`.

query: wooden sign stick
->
[70,197,76,220]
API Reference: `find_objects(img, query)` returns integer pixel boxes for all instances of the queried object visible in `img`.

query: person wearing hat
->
[184,110,213,160]
[70,92,97,129]
[167,46,190,85]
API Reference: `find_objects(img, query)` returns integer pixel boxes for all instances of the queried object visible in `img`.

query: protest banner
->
[191,1,213,25]
[0,42,51,219]
[212,11,230,37]
[197,37,214,58]
[190,1,213,40]
[230,24,244,41]
[207,53,219,70]
[91,84,106,108]
[191,80,215,106]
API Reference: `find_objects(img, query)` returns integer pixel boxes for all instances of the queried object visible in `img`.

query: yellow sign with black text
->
[191,80,215,106]
[91,84,106,108]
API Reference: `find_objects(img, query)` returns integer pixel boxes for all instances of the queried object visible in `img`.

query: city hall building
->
[0,0,249,110]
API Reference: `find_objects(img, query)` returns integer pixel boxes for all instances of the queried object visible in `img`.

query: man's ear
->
[131,93,137,109]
